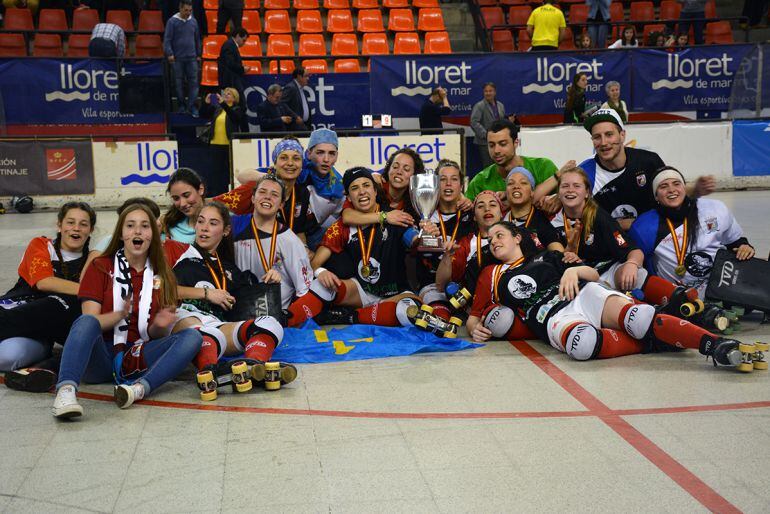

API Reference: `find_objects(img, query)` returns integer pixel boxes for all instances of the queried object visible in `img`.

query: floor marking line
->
[511,340,741,514]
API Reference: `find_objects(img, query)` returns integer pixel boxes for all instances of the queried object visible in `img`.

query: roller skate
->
[663,287,737,334]
[699,336,766,372]
[407,304,464,338]
[195,359,298,400]
[196,368,219,401]
[446,282,472,311]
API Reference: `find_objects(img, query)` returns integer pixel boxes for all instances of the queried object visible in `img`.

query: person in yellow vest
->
[526,0,567,51]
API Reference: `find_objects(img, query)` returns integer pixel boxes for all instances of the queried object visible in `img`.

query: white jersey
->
[307,184,344,232]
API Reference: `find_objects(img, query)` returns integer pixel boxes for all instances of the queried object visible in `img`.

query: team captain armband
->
[17,237,55,287]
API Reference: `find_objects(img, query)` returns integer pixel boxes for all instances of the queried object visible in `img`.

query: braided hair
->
[54,202,97,281]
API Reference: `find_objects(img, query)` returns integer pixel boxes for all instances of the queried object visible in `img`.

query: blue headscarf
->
[271,138,304,162]
[299,157,344,200]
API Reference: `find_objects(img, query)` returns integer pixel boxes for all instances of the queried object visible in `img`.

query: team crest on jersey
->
[704,217,719,233]
[358,257,381,284]
[685,252,713,278]
[636,172,647,187]
[585,233,595,245]
[381,227,389,241]
[507,275,537,299]
[613,231,628,247]
[195,281,215,290]
[611,204,637,219]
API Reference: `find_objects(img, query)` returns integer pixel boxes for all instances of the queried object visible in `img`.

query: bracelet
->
[203,287,209,300]
[379,211,387,227]
[625,261,640,268]
[314,267,327,279]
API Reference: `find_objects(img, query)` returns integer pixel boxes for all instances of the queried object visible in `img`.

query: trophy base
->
[416,236,444,253]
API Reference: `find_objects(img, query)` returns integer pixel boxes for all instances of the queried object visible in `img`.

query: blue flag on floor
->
[272,320,483,364]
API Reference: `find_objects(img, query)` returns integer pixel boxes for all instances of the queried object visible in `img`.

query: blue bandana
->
[299,157,344,200]
[272,139,304,163]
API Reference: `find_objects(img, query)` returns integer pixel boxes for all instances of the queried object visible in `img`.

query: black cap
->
[343,167,375,194]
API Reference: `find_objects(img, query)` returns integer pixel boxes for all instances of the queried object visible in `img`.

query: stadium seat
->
[659,0,681,21]
[352,0,379,7]
[135,34,164,57]
[642,23,666,40]
[476,0,497,6]
[362,32,389,54]
[516,28,531,51]
[266,33,295,55]
[137,10,164,33]
[480,7,504,29]
[302,58,328,73]
[324,0,350,8]
[388,9,415,31]
[243,60,263,74]
[206,10,219,32]
[331,32,359,54]
[67,34,91,57]
[245,0,260,8]
[629,2,654,24]
[37,9,68,32]
[203,0,218,10]
[334,58,361,72]
[327,9,355,32]
[202,61,219,86]
[393,31,420,53]
[4,8,34,32]
[423,31,451,53]
[294,0,319,8]
[383,0,409,7]
[507,6,531,26]
[560,27,576,49]
[203,35,227,59]
[297,10,323,33]
[609,2,624,23]
[106,10,134,32]
[269,60,296,73]
[706,21,733,44]
[264,10,292,33]
[357,9,385,32]
[499,0,528,5]
[0,33,26,56]
[32,34,63,57]
[241,37,263,56]
[417,8,444,31]
[412,0,438,7]
[241,11,262,33]
[299,33,326,55]
[72,9,100,32]
[264,0,291,8]
[705,0,716,19]
[492,29,514,51]
[568,4,589,25]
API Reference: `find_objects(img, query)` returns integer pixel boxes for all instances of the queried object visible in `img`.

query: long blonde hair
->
[557,166,598,240]
[102,203,178,307]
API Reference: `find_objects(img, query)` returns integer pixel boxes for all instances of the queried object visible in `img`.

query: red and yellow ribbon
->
[251,217,278,272]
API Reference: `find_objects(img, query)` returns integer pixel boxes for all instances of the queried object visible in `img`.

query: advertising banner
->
[0,58,164,125]
[242,72,370,130]
[231,133,462,179]
[631,45,755,112]
[0,139,94,195]
[732,120,770,176]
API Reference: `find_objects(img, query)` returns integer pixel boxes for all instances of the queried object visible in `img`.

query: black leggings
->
[0,295,81,345]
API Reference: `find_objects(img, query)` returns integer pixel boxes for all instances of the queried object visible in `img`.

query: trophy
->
[410,171,443,253]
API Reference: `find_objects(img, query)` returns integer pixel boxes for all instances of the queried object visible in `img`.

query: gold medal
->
[666,218,689,280]
[361,265,371,278]
[675,265,686,277]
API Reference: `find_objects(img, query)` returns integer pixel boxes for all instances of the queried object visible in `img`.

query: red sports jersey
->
[17,237,56,287]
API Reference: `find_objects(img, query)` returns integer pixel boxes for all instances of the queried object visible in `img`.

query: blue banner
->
[732,120,770,176]
[631,45,755,112]
[272,320,482,364]
[243,72,370,130]
[0,59,163,125]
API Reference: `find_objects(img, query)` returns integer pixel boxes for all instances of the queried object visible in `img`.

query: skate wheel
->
[449,298,461,310]
[448,316,463,327]
[714,316,730,332]
[280,365,298,385]
[420,304,434,314]
[737,362,754,373]
[754,342,769,352]
[738,343,755,353]
[460,288,471,300]
[443,330,457,339]
[200,390,217,401]
[415,318,429,329]
[196,370,214,384]
[231,361,248,374]
[250,363,266,382]
[235,380,253,393]
[753,360,768,371]
[693,299,705,314]
[680,302,695,317]
[265,380,281,391]
[406,305,419,318]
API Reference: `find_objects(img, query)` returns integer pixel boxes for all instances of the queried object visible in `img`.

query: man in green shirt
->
[466,119,558,206]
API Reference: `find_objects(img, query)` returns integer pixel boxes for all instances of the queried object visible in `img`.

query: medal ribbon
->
[476,235,484,268]
[562,211,581,254]
[357,224,377,270]
[507,207,534,228]
[279,188,297,231]
[204,252,227,291]
[492,257,526,303]
[665,218,688,271]
[251,217,278,272]
[438,211,462,248]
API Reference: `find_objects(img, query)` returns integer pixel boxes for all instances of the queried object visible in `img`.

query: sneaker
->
[314,306,357,325]
[52,385,83,419]
[700,336,742,367]
[190,107,200,118]
[114,383,145,409]
[5,368,57,393]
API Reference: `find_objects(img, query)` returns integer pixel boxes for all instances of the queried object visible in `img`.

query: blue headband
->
[272,139,304,162]
[506,167,536,190]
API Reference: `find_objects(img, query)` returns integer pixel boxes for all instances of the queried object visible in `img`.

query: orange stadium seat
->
[243,60,262,74]
[204,0,218,9]
[206,10,219,32]
[477,0,496,6]
[357,9,385,32]
[705,0,716,19]
[499,0,528,6]
[67,34,91,57]
[135,34,164,57]
[299,33,326,55]
[352,0,379,8]
[331,32,359,54]
[106,10,134,32]
[324,0,350,8]
[138,10,164,32]
[241,11,262,33]
[508,6,531,26]
[393,31,420,53]
[0,33,26,56]
[203,35,227,59]
[492,29,514,51]
[610,2,624,23]
[202,61,219,86]
[560,27,576,49]
[264,10,292,33]
[334,58,360,72]
[264,0,290,8]
[241,37,263,56]
[362,32,389,54]
[4,8,34,32]
[72,9,99,32]
[569,4,589,25]
[480,7,504,29]
[294,0,319,8]
[388,9,415,31]
[269,60,295,73]
[302,58,328,73]
[412,0,438,7]
[245,0,260,7]
[327,9,355,32]
[423,31,451,53]
[32,34,63,56]
[629,1,654,23]
[659,0,681,21]
[37,9,68,32]
[297,10,324,33]
[642,23,666,40]
[706,21,733,44]
[383,0,409,7]
[417,8,445,31]
[266,33,295,55]
[517,28,531,51]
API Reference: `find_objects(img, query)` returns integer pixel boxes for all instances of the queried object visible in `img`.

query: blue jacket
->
[163,13,201,59]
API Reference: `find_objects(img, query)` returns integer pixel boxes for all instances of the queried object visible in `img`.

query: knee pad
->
[396,298,419,327]
[563,323,602,361]
[310,278,336,303]
[197,326,227,360]
[622,303,655,340]
[482,305,515,339]
[252,315,284,344]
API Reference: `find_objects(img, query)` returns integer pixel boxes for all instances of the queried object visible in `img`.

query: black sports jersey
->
[415,209,475,288]
[579,147,665,220]
[450,233,500,295]
[551,207,636,271]
[278,182,321,239]
[505,208,561,251]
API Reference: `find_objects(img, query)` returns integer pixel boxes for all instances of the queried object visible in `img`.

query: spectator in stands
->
[258,84,303,132]
[88,22,126,58]
[217,0,243,34]
[586,0,611,48]
[577,33,594,50]
[164,0,202,117]
[282,68,311,131]
[218,27,249,96]
[677,0,707,45]
[526,0,566,51]
[564,72,589,124]
[200,88,247,195]
[608,25,639,48]
[3,0,38,15]
[600,81,628,123]
[741,0,770,28]
[666,32,690,50]
[470,83,508,170]
[647,31,667,47]
[419,86,451,133]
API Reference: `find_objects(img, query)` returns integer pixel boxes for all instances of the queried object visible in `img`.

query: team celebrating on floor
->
[0,108,759,420]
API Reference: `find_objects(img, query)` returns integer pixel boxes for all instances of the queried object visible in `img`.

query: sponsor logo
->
[45,63,120,105]
[685,251,713,278]
[392,60,472,96]
[245,78,335,119]
[717,260,738,287]
[568,324,588,354]
[46,149,77,181]
[302,305,313,319]
[636,173,647,187]
[507,275,537,299]
[369,136,447,166]
[522,58,604,95]
[651,53,734,90]
[611,205,638,220]
[121,142,178,185]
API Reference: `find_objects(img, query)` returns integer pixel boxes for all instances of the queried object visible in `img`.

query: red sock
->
[650,313,714,350]
[429,301,451,321]
[194,334,220,371]
[356,302,399,326]
[597,329,642,358]
[244,333,277,361]
[642,276,697,305]
[287,292,325,327]
[332,281,347,305]
[505,317,535,340]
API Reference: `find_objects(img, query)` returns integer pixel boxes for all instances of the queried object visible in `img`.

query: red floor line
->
[510,340,741,514]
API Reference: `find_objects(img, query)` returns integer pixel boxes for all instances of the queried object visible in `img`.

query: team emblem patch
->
[704,217,719,233]
[358,257,381,283]
[507,275,537,299]
[585,233,595,246]
[636,173,647,187]
[613,231,628,247]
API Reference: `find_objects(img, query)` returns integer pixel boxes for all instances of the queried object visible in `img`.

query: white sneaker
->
[114,383,145,409]
[52,385,83,419]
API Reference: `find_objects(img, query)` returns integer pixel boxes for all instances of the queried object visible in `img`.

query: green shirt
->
[466,156,558,200]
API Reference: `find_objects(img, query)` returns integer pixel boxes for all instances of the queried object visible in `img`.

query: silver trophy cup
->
[409,172,442,252]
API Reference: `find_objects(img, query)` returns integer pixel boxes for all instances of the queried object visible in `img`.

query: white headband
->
[652,169,685,194]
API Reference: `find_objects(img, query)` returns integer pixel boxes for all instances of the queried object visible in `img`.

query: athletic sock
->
[642,276,698,305]
[505,318,535,340]
[649,313,715,350]
[237,320,279,361]
[356,302,399,326]
[597,328,642,358]
[194,333,221,371]
[287,291,325,327]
